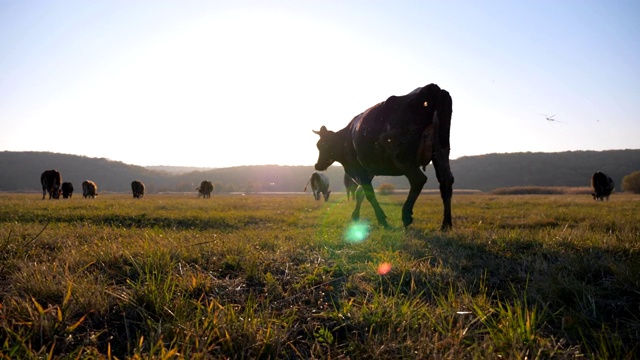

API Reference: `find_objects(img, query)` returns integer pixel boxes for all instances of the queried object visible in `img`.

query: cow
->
[61,182,74,198]
[41,170,62,199]
[304,172,331,201]
[591,171,614,201]
[313,83,453,230]
[344,173,358,201]
[82,180,98,199]
[197,180,214,198]
[131,180,145,199]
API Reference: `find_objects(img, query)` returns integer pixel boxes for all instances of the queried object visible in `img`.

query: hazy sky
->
[2,0,639,168]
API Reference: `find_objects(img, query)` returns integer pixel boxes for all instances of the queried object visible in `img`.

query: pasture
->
[0,193,639,359]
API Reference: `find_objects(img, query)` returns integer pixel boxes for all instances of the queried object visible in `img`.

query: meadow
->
[0,192,638,359]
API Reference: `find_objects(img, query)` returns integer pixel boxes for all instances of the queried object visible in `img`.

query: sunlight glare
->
[343,221,370,243]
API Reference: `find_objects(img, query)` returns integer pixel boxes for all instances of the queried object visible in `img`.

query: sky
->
[1,0,639,168]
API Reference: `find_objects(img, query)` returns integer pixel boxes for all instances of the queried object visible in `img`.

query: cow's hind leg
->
[433,148,454,230]
[351,186,365,221]
[402,168,428,228]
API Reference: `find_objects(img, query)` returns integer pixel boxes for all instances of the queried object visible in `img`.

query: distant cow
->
[313,83,453,229]
[61,182,74,198]
[197,180,214,198]
[591,171,614,201]
[131,180,145,198]
[82,180,98,199]
[304,172,331,201]
[41,170,62,199]
[344,173,358,201]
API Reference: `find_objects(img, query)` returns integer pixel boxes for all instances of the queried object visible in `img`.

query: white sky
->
[1,0,639,168]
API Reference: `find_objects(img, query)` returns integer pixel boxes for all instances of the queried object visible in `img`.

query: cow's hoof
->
[440,223,452,231]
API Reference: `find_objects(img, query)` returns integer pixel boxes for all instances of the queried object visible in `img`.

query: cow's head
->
[313,126,337,171]
[54,188,61,199]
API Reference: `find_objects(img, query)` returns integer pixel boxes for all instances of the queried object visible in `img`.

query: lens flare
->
[343,221,370,243]
[377,262,392,275]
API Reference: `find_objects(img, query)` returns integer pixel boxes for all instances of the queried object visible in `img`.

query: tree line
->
[1,149,638,194]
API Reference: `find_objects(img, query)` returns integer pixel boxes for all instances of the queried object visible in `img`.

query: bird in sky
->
[541,114,564,123]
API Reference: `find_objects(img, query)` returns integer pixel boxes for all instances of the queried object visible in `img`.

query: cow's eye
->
[423,101,428,107]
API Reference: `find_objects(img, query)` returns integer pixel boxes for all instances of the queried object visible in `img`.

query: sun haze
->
[1,1,639,168]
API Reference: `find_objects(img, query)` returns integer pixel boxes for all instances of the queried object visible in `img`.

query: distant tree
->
[622,171,640,194]
[377,183,395,195]
[213,181,224,194]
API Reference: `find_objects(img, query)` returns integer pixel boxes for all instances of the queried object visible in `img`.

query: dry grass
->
[0,192,639,358]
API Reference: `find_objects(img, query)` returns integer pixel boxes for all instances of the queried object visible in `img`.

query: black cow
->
[304,172,331,201]
[82,180,98,199]
[131,180,145,199]
[344,173,358,201]
[197,180,214,198]
[591,171,614,201]
[41,170,62,199]
[313,83,453,230]
[61,182,74,198]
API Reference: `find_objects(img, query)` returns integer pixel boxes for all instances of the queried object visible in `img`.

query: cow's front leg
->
[361,183,390,228]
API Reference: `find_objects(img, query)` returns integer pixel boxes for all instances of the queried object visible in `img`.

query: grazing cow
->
[344,173,358,201]
[304,172,331,201]
[591,171,614,201]
[41,170,62,199]
[313,83,454,230]
[82,180,98,199]
[61,182,74,198]
[131,180,145,199]
[197,180,214,198]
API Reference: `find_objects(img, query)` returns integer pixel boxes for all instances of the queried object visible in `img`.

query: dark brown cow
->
[131,180,145,198]
[344,173,358,201]
[591,171,614,201]
[61,182,74,198]
[313,83,453,230]
[41,170,62,199]
[197,180,214,198]
[82,180,98,199]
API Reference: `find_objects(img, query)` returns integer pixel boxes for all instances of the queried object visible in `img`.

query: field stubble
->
[0,193,639,359]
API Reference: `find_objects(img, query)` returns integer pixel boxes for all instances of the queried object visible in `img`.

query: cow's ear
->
[313,126,328,136]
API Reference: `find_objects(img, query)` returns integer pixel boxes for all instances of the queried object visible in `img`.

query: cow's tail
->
[303,177,312,192]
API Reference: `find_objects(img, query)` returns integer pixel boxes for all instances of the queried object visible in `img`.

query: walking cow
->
[131,180,145,199]
[82,180,98,199]
[61,182,74,198]
[313,83,454,230]
[41,170,62,199]
[591,171,614,201]
[304,172,331,201]
[197,180,214,198]
[344,173,358,201]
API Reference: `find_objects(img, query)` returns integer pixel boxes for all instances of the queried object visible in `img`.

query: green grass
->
[1,193,639,359]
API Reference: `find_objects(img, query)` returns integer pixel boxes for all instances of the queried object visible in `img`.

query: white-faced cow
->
[197,180,214,198]
[82,180,98,199]
[313,83,453,230]
[41,170,62,199]
[61,182,74,198]
[304,172,331,201]
[591,171,614,201]
[344,173,358,201]
[131,180,145,199]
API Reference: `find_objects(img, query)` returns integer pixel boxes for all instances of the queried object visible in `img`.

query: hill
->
[1,150,638,193]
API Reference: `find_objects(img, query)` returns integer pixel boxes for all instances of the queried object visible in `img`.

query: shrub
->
[377,183,395,195]
[621,171,640,194]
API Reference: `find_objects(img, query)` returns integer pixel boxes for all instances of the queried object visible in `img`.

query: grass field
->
[1,192,639,359]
